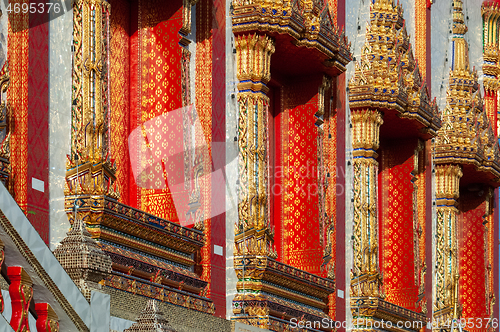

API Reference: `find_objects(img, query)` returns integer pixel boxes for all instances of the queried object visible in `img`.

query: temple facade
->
[0,0,497,332]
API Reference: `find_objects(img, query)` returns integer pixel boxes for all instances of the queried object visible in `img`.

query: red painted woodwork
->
[7,266,33,332]
[35,303,59,332]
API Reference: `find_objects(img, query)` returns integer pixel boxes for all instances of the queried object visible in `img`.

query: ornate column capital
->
[235,33,275,94]
[351,109,383,159]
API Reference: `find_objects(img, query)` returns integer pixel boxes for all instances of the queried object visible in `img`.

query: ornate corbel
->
[7,266,33,332]
[35,303,59,332]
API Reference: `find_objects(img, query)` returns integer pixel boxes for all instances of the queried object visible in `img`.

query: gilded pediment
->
[231,0,352,72]
[433,0,500,185]
[348,0,441,137]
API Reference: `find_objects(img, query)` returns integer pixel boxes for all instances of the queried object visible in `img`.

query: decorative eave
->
[65,161,120,200]
[434,108,500,187]
[233,256,335,329]
[348,0,441,139]
[231,0,352,74]
[351,296,426,332]
[64,196,205,269]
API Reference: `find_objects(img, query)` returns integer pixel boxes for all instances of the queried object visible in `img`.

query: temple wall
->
[225,0,238,319]
[463,1,484,89]
[378,140,420,310]
[48,9,73,249]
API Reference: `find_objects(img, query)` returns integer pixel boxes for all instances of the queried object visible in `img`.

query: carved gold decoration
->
[349,0,440,138]
[484,188,496,323]
[350,297,426,331]
[434,0,500,186]
[231,2,350,328]
[0,60,11,191]
[316,75,331,127]
[351,110,383,288]
[432,1,500,326]
[54,217,112,301]
[235,33,276,260]
[413,140,426,313]
[67,0,118,206]
[232,257,335,329]
[232,30,338,328]
[231,0,351,73]
[179,0,198,46]
[482,2,500,134]
[318,76,332,277]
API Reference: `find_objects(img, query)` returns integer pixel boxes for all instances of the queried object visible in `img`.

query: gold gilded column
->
[0,61,11,193]
[350,109,383,297]
[234,33,275,256]
[434,164,462,326]
[233,33,276,328]
[65,0,118,224]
